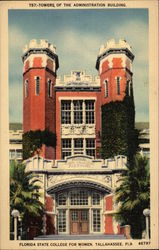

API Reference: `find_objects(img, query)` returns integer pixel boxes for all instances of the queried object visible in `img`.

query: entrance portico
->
[25,154,127,236]
[47,180,112,235]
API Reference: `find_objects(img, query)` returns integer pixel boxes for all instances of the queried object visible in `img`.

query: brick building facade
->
[22,39,134,238]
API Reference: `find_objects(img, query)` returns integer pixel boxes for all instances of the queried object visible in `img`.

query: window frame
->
[48,79,52,98]
[61,138,72,159]
[73,100,83,124]
[117,76,120,95]
[25,79,28,98]
[74,138,84,155]
[61,100,71,124]
[86,138,95,157]
[35,76,40,95]
[85,100,95,124]
[58,209,66,233]
[105,80,108,98]
[92,209,101,232]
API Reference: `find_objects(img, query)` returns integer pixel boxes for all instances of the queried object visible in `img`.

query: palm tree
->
[115,154,150,239]
[10,161,44,239]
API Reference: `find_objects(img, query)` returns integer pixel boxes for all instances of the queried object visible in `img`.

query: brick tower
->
[96,39,134,105]
[22,39,59,159]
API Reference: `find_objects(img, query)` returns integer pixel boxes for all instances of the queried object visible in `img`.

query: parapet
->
[22,39,59,69]
[56,70,100,89]
[23,39,57,55]
[98,39,132,56]
[96,39,134,70]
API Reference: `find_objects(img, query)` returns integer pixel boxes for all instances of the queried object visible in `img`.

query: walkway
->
[34,234,126,240]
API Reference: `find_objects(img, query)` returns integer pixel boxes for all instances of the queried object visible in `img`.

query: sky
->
[9,8,149,123]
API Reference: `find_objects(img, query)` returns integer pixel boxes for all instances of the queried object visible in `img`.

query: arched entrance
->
[47,180,112,235]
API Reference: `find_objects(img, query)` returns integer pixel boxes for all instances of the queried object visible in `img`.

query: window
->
[10,150,15,159]
[74,138,83,155]
[105,80,108,97]
[72,211,78,221]
[25,79,28,98]
[81,210,88,221]
[61,139,71,159]
[16,150,22,159]
[92,192,100,205]
[85,100,95,124]
[70,190,88,205]
[58,210,66,232]
[117,77,120,95]
[86,139,95,157]
[61,101,71,124]
[73,100,83,124]
[48,79,52,97]
[93,209,101,232]
[126,80,132,96]
[35,76,40,95]
[58,193,67,206]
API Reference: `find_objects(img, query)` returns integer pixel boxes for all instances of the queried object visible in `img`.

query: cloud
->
[9,15,149,122]
[112,19,148,64]
[9,25,28,51]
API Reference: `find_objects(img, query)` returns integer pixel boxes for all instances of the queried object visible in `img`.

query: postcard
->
[0,0,158,249]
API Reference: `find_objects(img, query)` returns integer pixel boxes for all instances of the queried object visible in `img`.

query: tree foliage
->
[101,94,139,161]
[23,129,56,160]
[10,161,44,239]
[115,154,150,239]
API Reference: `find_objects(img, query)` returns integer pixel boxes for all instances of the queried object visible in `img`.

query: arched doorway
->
[47,180,112,235]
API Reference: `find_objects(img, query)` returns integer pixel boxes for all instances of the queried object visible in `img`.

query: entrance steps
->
[34,234,127,240]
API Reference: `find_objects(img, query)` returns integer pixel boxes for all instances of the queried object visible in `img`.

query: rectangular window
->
[93,209,101,232]
[61,101,71,124]
[85,100,95,124]
[16,150,22,159]
[74,138,83,155]
[70,190,88,205]
[35,76,40,95]
[48,79,52,97]
[61,139,71,159]
[10,150,15,159]
[73,100,83,124]
[86,139,95,157]
[58,210,66,233]
[72,211,78,221]
[25,79,28,98]
[105,80,108,97]
[117,77,120,95]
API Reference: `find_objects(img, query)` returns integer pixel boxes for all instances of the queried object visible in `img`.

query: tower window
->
[61,139,71,159]
[117,77,120,95]
[73,100,83,124]
[86,139,95,157]
[61,101,71,124]
[127,80,132,96]
[25,79,28,98]
[35,76,40,95]
[105,80,108,97]
[85,100,95,124]
[48,79,52,97]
